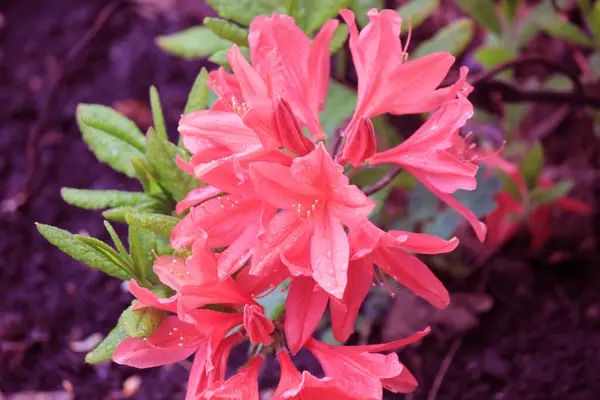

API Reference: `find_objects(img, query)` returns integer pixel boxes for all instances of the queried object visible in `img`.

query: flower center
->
[291,198,323,220]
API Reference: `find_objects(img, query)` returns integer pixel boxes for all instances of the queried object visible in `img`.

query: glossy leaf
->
[203,17,249,46]
[413,18,475,58]
[156,27,232,59]
[36,223,131,280]
[206,0,287,26]
[396,0,440,29]
[61,188,155,210]
[119,303,166,339]
[125,212,179,237]
[456,0,502,35]
[184,68,210,115]
[76,104,145,177]
[85,326,128,364]
[520,142,544,190]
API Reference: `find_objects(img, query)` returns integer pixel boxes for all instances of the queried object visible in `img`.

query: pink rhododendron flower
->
[370,95,487,241]
[203,356,264,400]
[272,351,354,399]
[337,8,470,165]
[305,328,430,398]
[249,143,375,299]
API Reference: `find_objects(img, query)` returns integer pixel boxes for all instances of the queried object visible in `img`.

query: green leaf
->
[330,24,349,54]
[125,212,179,237]
[76,104,146,177]
[520,141,544,190]
[36,223,131,280]
[119,303,166,339]
[474,46,516,68]
[320,79,357,137]
[588,0,600,40]
[396,0,440,29]
[104,221,129,260]
[61,188,155,210]
[146,129,198,202]
[522,1,594,48]
[529,180,574,205]
[149,86,167,140]
[130,156,163,195]
[206,0,287,26]
[129,225,157,279]
[184,68,210,115]
[156,27,233,59]
[208,49,230,66]
[500,0,521,24]
[203,17,249,46]
[85,326,128,364]
[351,0,384,27]
[413,18,475,59]
[102,201,166,223]
[290,0,351,34]
[456,0,502,35]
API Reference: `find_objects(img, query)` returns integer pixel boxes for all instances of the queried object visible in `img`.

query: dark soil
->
[1,1,599,399]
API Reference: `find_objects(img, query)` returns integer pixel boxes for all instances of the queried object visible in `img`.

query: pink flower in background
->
[337,8,463,165]
[202,356,264,400]
[305,328,430,398]
[272,351,354,399]
[370,95,487,241]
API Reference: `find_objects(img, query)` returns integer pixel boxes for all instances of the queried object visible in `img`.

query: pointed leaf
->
[104,221,129,259]
[76,104,145,177]
[529,180,574,206]
[125,212,180,236]
[146,129,198,202]
[156,27,233,59]
[61,188,156,210]
[184,68,210,115]
[206,0,288,26]
[203,17,249,46]
[456,0,502,35]
[85,326,128,364]
[130,156,163,195]
[36,223,131,280]
[209,46,250,67]
[149,86,167,140]
[129,225,157,279]
[521,1,594,48]
[119,303,166,339]
[413,18,474,58]
[396,0,440,29]
[520,142,544,190]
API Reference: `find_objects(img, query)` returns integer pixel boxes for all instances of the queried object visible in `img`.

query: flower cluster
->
[113,8,484,399]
